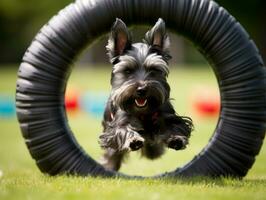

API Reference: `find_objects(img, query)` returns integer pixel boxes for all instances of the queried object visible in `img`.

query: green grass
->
[0,65,266,200]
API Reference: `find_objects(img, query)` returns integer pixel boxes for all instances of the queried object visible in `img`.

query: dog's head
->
[107,18,171,115]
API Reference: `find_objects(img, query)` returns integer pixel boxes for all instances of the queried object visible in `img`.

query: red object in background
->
[192,87,220,117]
[194,98,220,116]
[65,88,80,112]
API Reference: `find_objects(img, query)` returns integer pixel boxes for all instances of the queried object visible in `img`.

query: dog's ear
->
[144,18,171,60]
[106,18,132,61]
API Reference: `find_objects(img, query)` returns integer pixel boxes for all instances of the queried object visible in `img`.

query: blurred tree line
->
[0,0,72,63]
[216,0,266,62]
[0,0,265,64]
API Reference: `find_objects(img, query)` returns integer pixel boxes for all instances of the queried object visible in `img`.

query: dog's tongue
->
[135,98,147,107]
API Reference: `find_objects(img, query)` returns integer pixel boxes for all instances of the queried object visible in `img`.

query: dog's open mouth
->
[135,98,147,107]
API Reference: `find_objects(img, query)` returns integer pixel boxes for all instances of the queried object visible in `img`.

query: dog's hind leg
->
[141,142,165,160]
[100,149,127,171]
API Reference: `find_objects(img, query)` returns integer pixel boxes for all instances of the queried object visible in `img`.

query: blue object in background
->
[80,91,108,118]
[0,95,16,118]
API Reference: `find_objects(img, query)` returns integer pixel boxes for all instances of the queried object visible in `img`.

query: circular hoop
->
[16,0,266,178]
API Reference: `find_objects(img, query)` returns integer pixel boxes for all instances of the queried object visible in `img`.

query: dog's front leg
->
[160,102,193,151]
[99,126,144,171]
[100,124,144,152]
[164,123,191,150]
[99,110,144,171]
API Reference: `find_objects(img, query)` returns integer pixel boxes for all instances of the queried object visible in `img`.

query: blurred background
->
[0,0,265,177]
[0,0,265,64]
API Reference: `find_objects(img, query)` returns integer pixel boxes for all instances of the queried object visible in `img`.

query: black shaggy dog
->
[99,18,193,171]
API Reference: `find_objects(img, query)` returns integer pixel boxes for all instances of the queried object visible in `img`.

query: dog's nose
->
[136,85,147,97]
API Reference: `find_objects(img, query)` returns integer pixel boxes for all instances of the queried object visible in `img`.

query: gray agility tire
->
[16,0,266,178]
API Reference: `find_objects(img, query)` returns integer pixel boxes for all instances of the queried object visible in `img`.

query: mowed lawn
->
[0,66,266,200]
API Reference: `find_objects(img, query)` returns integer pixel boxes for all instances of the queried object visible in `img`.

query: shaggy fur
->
[99,18,193,171]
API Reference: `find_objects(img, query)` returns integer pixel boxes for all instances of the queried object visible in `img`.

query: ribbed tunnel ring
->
[16,0,266,178]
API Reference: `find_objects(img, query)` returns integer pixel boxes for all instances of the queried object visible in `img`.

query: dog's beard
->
[111,80,168,115]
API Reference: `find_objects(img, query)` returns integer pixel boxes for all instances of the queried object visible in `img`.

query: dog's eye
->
[148,67,162,74]
[124,68,134,74]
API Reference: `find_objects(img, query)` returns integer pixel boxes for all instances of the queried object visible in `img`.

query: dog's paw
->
[125,129,144,151]
[167,135,188,150]
[129,139,144,151]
